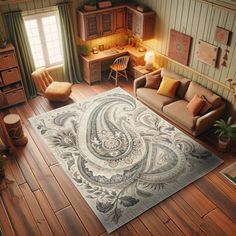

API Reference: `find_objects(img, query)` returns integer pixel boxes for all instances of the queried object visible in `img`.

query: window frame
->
[24,11,63,69]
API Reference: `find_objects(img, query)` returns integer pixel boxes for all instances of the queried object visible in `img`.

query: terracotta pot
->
[218,136,230,152]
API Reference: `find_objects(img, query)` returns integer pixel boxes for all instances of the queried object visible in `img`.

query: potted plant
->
[0,154,7,179]
[80,44,90,56]
[0,31,7,49]
[214,116,236,151]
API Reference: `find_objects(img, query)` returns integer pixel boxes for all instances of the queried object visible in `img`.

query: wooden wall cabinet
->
[78,11,114,40]
[0,44,26,109]
[77,4,156,41]
[127,7,156,40]
[85,14,100,40]
[114,8,126,33]
[100,11,114,36]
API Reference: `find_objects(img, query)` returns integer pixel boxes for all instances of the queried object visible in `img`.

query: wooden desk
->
[80,45,146,85]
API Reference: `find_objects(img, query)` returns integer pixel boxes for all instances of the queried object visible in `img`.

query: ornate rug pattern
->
[29,88,223,233]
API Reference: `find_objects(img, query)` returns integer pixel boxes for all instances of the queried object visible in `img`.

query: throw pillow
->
[157,76,179,98]
[187,95,206,116]
[145,74,162,89]
[200,95,212,115]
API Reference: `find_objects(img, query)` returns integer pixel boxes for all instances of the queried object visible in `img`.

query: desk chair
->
[32,68,72,102]
[108,56,130,86]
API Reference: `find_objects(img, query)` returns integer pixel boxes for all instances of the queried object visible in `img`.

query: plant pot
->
[218,136,230,152]
[0,40,7,49]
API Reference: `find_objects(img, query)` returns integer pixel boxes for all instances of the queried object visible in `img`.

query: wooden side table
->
[3,114,28,146]
[133,65,156,79]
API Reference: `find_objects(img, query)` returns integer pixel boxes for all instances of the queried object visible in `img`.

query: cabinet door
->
[133,13,143,38]
[114,8,126,33]
[100,11,113,36]
[126,9,133,34]
[85,14,100,40]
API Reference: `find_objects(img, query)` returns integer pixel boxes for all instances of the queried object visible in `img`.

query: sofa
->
[134,68,226,137]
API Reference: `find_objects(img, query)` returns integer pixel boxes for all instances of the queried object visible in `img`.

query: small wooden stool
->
[3,114,28,146]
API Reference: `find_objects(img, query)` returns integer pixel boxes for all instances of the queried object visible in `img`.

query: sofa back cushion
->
[157,76,179,98]
[161,68,190,98]
[145,74,162,89]
[185,81,221,108]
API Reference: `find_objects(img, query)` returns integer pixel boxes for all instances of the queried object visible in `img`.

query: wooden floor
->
[0,80,236,236]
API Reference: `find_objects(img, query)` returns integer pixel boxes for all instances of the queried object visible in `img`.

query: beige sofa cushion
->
[161,68,190,98]
[136,88,178,111]
[185,81,221,108]
[163,100,199,130]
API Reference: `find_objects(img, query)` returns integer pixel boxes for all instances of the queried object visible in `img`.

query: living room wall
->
[136,0,236,101]
[0,0,235,102]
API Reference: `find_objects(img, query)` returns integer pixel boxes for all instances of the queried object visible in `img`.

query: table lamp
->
[144,51,155,70]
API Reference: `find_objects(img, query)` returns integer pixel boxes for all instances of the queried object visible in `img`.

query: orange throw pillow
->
[157,76,179,98]
[187,95,205,116]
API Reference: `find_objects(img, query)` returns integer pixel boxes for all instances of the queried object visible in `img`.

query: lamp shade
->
[144,51,155,62]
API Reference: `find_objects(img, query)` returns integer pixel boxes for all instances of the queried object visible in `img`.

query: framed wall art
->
[168,29,192,66]
[196,40,219,67]
[215,26,230,45]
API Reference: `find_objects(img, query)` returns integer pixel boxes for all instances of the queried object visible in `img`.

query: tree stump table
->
[3,114,28,146]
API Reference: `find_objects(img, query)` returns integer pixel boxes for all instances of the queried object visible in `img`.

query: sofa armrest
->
[133,68,162,97]
[195,102,226,136]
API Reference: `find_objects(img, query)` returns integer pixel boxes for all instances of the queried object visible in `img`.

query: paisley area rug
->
[29,88,223,233]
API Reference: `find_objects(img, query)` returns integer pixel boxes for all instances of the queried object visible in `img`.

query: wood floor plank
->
[139,209,173,235]
[1,167,40,236]
[129,218,152,236]
[34,189,66,236]
[195,176,236,222]
[14,152,40,192]
[8,155,25,186]
[203,208,236,235]
[178,184,216,217]
[0,197,15,236]
[160,198,203,235]
[16,128,70,212]
[172,193,223,236]
[13,104,58,166]
[50,164,105,236]
[56,206,89,236]
[116,225,138,236]
[165,220,184,236]
[20,183,53,236]
[207,172,236,201]
[153,205,170,223]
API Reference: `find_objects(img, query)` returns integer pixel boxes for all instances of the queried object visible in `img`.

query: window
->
[24,12,63,68]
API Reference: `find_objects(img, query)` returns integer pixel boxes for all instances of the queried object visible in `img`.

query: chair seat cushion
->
[163,100,199,130]
[45,81,72,101]
[137,88,178,111]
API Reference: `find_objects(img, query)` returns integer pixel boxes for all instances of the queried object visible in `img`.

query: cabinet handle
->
[7,70,12,73]
[3,55,9,58]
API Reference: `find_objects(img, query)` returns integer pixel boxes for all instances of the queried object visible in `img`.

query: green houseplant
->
[214,116,236,151]
[0,31,7,49]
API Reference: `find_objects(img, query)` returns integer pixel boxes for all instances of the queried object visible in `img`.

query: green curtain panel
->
[58,3,82,83]
[5,11,37,99]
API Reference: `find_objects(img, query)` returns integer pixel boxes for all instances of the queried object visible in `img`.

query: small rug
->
[220,162,236,186]
[29,88,223,233]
